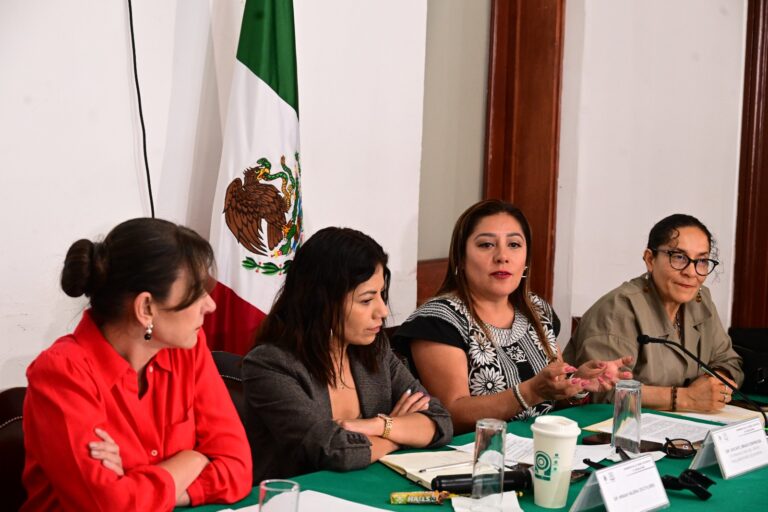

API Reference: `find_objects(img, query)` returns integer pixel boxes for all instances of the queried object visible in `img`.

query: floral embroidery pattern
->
[470,367,506,395]
[404,293,559,421]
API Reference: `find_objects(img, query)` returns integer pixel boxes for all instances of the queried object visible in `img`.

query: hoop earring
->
[696,289,702,303]
[521,266,528,279]
[143,322,153,342]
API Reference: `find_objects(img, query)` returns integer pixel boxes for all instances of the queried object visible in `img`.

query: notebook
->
[379,449,474,489]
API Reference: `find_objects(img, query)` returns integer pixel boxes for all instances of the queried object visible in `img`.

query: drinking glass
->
[258,479,300,512]
[470,418,506,512]
[612,379,642,454]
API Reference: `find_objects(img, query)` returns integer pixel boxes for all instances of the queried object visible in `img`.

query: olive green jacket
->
[562,275,743,403]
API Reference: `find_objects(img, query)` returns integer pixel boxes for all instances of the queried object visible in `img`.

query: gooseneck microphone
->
[637,334,768,431]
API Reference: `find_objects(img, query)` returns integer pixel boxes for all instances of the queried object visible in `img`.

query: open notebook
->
[379,450,474,489]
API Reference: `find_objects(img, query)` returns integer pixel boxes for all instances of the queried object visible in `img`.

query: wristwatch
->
[377,413,393,439]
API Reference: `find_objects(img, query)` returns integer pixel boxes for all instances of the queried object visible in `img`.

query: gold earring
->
[696,289,702,303]
[643,272,651,293]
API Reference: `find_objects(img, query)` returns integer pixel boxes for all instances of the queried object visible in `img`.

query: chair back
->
[211,351,247,424]
[0,387,27,511]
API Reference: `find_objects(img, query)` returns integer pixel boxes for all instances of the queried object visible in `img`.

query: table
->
[189,403,768,511]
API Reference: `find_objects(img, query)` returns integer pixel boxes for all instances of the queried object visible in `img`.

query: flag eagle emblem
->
[223,155,302,271]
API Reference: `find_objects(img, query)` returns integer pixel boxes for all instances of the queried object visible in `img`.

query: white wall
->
[418,0,489,260]
[554,0,747,345]
[0,0,427,388]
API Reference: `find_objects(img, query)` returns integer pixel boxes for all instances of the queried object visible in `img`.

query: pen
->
[417,461,473,473]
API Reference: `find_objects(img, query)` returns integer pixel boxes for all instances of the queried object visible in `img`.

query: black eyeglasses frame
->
[652,249,719,277]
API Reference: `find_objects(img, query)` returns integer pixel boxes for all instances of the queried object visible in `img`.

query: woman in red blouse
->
[22,218,252,511]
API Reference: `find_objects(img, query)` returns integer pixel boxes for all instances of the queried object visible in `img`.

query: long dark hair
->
[647,213,718,259]
[61,218,214,325]
[256,227,392,386]
[438,199,556,361]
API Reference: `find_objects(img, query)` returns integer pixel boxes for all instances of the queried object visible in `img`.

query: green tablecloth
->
[189,403,768,511]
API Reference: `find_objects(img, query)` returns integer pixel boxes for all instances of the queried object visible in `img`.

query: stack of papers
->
[584,413,720,443]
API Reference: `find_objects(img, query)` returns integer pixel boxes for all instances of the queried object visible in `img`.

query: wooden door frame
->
[732,0,768,327]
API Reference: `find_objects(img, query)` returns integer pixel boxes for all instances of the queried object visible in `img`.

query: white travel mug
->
[531,416,580,508]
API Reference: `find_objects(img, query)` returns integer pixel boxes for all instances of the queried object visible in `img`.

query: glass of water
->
[612,379,642,454]
[258,479,300,512]
[471,418,506,512]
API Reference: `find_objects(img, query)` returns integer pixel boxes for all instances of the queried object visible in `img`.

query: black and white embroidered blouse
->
[393,294,561,421]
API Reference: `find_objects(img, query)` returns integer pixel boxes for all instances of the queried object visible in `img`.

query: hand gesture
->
[573,356,634,393]
[525,361,585,403]
[88,428,124,476]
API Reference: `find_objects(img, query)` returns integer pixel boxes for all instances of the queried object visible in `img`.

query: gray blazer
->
[242,342,453,482]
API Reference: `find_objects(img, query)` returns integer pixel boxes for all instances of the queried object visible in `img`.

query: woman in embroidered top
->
[394,200,633,434]
[22,219,252,511]
[243,227,452,482]
[563,214,743,411]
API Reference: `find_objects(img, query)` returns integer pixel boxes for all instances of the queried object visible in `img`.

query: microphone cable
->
[127,0,155,218]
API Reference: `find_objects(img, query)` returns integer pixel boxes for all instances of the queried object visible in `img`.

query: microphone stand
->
[637,334,768,432]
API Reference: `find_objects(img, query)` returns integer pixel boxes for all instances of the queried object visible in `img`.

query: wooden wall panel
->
[733,0,768,327]
[483,0,565,302]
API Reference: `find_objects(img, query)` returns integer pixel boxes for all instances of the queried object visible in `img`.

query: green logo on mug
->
[534,451,552,481]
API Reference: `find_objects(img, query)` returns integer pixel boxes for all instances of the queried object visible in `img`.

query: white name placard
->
[569,455,668,512]
[704,417,768,479]
[596,455,668,512]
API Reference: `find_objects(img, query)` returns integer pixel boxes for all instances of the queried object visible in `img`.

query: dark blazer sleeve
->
[242,345,372,473]
[383,347,453,447]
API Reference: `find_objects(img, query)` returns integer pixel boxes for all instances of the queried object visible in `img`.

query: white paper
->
[595,456,669,512]
[606,450,666,463]
[588,413,718,443]
[231,490,391,512]
[668,404,765,426]
[711,418,768,479]
[451,491,523,512]
[452,433,614,470]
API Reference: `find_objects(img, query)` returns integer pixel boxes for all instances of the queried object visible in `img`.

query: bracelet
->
[512,384,530,410]
[377,413,393,439]
[671,386,678,411]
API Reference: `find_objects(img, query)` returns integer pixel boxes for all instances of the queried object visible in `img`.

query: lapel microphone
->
[637,334,767,432]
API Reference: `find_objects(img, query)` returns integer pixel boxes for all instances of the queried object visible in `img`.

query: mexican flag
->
[204,0,302,355]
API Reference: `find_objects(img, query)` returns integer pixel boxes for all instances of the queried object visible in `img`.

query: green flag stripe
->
[237,0,299,114]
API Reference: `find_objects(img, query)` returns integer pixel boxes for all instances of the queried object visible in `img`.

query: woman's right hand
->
[88,428,124,477]
[522,361,585,404]
[680,374,733,412]
[390,388,430,417]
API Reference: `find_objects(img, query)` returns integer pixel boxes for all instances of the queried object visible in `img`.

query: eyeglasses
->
[663,437,696,458]
[652,249,719,276]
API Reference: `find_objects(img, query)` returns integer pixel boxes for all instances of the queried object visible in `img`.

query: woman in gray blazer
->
[243,227,453,482]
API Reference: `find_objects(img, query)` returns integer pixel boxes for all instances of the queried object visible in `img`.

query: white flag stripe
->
[210,60,300,311]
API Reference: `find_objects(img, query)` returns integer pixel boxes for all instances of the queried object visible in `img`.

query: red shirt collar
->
[73,310,172,388]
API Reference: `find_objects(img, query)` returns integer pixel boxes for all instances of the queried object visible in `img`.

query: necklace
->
[674,309,683,339]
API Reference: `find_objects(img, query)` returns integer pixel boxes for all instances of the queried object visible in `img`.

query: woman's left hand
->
[573,356,634,393]
[88,428,124,476]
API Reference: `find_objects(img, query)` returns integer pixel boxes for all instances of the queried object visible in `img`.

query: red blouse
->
[21,310,252,511]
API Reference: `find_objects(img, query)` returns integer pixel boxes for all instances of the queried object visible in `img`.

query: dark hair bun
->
[60,239,106,297]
